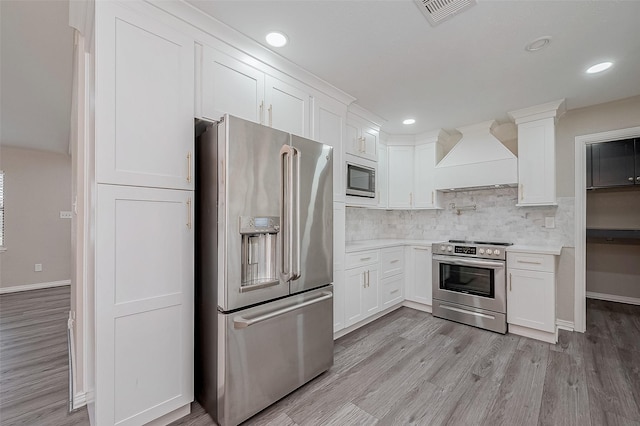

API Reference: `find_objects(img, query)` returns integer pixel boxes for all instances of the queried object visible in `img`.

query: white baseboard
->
[509,324,557,344]
[555,319,575,332]
[0,279,71,294]
[146,404,191,426]
[586,291,640,306]
[402,300,432,313]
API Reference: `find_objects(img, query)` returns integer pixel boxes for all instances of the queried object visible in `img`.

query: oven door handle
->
[433,255,505,269]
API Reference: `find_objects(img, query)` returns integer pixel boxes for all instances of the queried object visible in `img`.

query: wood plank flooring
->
[172,298,640,426]
[2,289,639,426]
[0,286,90,426]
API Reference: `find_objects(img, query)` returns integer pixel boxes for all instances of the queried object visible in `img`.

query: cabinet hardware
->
[410,192,413,206]
[360,256,371,261]
[367,270,370,287]
[629,177,634,182]
[186,198,192,229]
[517,260,542,265]
[390,259,400,264]
[391,289,399,294]
[268,104,273,127]
[187,152,192,183]
[637,176,640,181]
[359,137,365,153]
[509,273,512,291]
[259,101,264,124]
[431,191,434,205]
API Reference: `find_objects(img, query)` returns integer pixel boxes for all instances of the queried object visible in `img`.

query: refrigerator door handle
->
[233,292,333,329]
[280,144,294,282]
[292,146,301,280]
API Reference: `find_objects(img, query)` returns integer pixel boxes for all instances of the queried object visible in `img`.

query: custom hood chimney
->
[434,120,517,191]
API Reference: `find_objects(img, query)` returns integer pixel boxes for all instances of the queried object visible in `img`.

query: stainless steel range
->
[432,240,513,334]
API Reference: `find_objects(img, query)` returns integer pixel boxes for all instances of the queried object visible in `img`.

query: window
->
[0,171,4,248]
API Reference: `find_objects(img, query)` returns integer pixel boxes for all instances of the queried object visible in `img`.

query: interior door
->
[289,135,333,294]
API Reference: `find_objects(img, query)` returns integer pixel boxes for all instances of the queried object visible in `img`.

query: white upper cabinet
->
[95,2,194,190]
[387,146,415,208]
[199,46,311,138]
[313,96,347,202]
[414,143,442,209]
[265,75,310,137]
[200,45,264,124]
[345,108,381,162]
[377,141,389,207]
[508,99,565,206]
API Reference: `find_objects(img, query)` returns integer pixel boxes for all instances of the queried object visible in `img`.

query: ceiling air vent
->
[414,0,477,26]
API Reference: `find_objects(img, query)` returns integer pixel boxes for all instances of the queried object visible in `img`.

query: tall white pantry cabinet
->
[94,2,194,425]
[90,1,354,424]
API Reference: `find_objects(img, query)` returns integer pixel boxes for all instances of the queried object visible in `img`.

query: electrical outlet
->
[60,211,72,219]
[35,263,43,272]
[545,216,555,229]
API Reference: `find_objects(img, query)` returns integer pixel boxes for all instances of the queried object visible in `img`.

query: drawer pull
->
[390,259,400,264]
[360,257,372,261]
[390,289,399,294]
[517,260,542,265]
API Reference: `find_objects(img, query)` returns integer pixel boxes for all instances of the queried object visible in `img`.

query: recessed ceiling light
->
[586,61,613,74]
[403,118,416,125]
[265,32,288,47]
[525,36,552,52]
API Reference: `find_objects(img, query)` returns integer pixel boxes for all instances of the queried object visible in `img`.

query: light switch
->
[60,211,72,219]
[35,263,43,272]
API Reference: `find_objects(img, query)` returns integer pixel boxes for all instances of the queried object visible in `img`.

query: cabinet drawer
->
[380,275,403,307]
[346,250,379,269]
[380,247,405,279]
[507,252,555,273]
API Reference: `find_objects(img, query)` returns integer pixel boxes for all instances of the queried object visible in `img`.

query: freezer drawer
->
[215,286,333,426]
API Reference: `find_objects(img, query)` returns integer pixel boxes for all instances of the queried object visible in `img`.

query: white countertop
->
[507,245,562,256]
[345,239,440,252]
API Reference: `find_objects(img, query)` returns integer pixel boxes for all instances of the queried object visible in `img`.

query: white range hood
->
[435,120,517,191]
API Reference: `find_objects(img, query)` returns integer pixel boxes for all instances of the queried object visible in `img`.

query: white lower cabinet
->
[95,184,194,425]
[343,247,403,330]
[507,251,557,342]
[405,246,432,307]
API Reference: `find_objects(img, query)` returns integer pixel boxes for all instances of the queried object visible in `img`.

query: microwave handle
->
[433,254,505,269]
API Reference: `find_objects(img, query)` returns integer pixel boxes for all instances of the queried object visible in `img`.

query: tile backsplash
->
[346,188,574,247]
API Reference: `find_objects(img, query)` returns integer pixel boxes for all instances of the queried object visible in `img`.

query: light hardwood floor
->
[2,288,639,426]
[0,286,90,426]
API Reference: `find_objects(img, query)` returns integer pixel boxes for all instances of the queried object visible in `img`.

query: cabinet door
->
[377,144,389,207]
[345,121,361,157]
[586,144,593,189]
[412,246,432,306]
[507,268,554,332]
[517,118,555,205]
[361,126,379,161]
[314,97,347,202]
[265,75,310,137]
[414,144,438,208]
[636,139,640,184]
[200,46,265,124]
[363,267,379,315]
[591,139,635,188]
[333,203,346,332]
[345,268,365,327]
[95,2,194,190]
[95,184,194,425]
[387,146,414,208]
[333,268,346,333]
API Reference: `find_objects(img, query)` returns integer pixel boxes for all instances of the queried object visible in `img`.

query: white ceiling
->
[1,1,639,155]
[187,0,640,135]
[1,0,73,154]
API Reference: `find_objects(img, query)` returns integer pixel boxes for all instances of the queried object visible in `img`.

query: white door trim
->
[574,125,640,333]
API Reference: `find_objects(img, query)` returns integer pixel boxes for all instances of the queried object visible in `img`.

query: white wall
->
[0,146,72,289]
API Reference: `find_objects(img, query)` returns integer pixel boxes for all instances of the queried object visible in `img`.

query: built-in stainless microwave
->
[346,162,376,198]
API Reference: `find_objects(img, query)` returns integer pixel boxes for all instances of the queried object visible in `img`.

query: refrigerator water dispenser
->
[239,216,279,290]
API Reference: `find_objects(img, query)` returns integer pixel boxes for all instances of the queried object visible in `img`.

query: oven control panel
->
[433,242,509,261]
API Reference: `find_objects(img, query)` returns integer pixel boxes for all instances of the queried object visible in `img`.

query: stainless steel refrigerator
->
[195,115,334,426]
